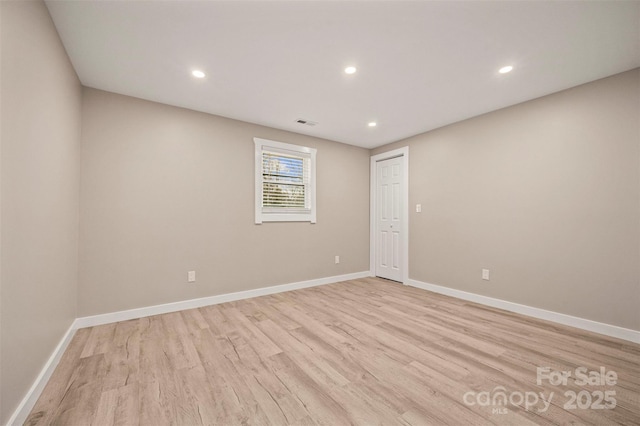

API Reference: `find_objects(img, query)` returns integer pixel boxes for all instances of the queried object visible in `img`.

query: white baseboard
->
[13,272,634,425]
[7,271,370,425]
[6,322,77,426]
[74,271,371,329]
[407,278,640,344]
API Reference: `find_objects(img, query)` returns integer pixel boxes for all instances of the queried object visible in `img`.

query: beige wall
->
[0,1,81,423]
[0,1,637,419]
[79,88,370,317]
[373,69,640,331]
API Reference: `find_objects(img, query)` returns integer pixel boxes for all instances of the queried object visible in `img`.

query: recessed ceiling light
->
[344,66,357,75]
[191,70,206,78]
[368,122,377,127]
[499,65,513,74]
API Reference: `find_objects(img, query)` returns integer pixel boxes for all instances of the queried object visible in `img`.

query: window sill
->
[255,213,316,224]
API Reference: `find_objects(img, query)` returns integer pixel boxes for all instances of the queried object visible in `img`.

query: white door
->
[376,156,403,282]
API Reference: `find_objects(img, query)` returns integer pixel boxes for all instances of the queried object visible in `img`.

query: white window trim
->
[254,137,317,224]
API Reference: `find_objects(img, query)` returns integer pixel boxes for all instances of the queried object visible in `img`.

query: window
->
[254,137,317,224]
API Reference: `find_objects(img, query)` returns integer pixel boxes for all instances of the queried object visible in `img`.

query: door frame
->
[370,147,409,284]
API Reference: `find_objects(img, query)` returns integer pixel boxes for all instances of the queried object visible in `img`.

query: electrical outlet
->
[335,255,340,264]
[482,269,490,281]
[188,270,196,283]
[416,204,422,213]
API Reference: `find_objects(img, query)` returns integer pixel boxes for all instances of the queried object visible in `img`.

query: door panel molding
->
[376,156,402,281]
[370,147,409,284]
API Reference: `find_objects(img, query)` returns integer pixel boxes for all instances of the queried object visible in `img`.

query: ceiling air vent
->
[296,118,317,126]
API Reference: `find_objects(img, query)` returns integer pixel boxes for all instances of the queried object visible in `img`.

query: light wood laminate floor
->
[27,278,640,425]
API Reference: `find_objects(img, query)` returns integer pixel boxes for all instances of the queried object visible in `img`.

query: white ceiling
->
[46,1,640,149]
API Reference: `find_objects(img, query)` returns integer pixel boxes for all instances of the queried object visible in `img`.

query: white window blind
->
[262,148,310,211]
[254,138,317,223]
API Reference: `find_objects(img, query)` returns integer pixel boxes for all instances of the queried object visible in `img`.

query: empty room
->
[1,0,639,425]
